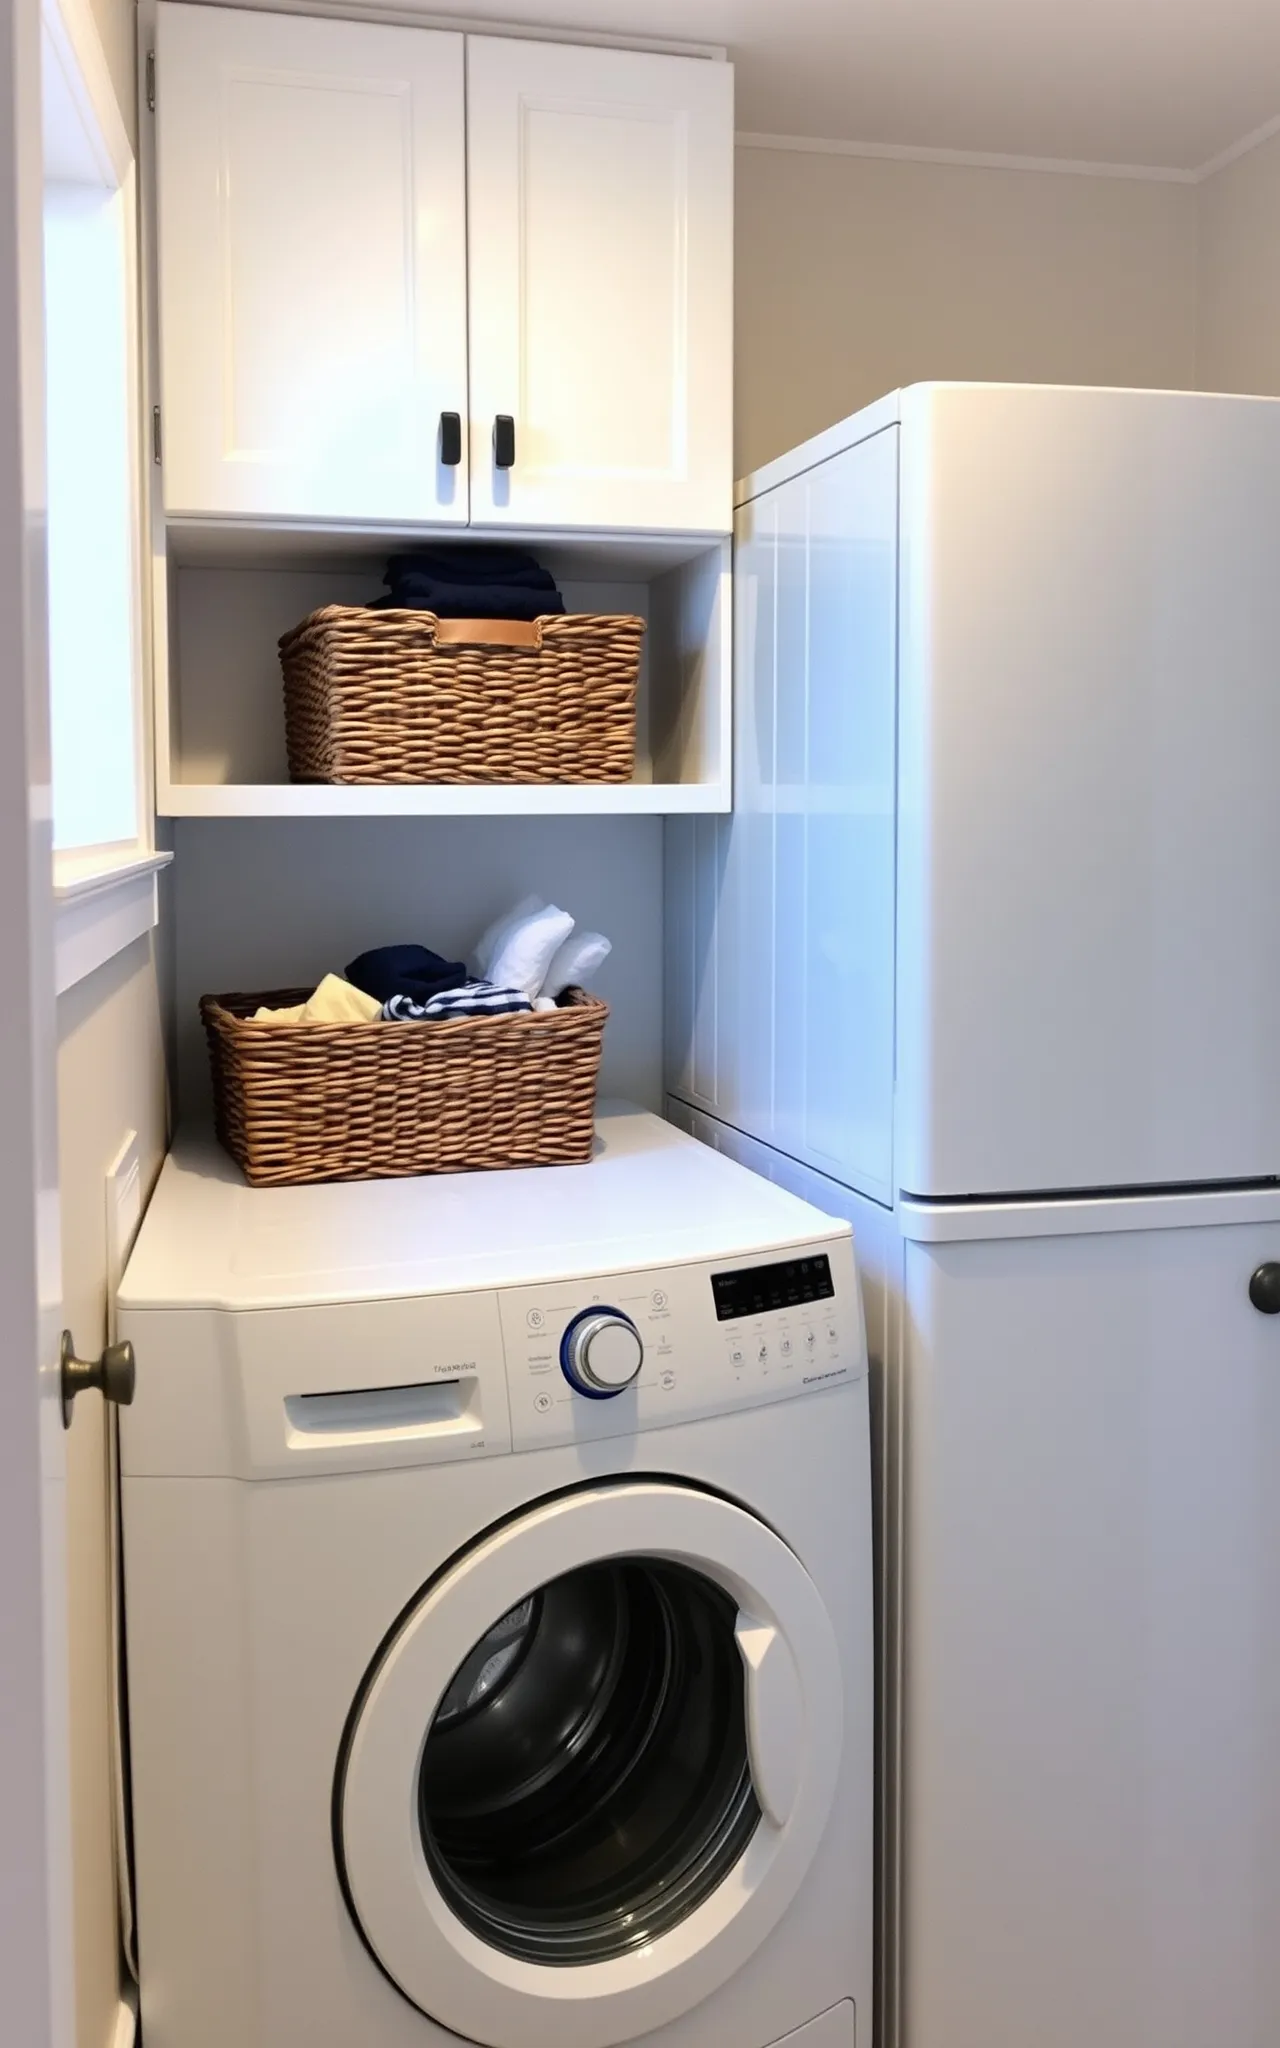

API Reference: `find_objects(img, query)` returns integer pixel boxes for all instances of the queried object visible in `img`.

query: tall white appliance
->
[665,384,1280,2048]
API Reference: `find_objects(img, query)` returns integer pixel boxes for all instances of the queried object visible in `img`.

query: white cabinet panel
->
[664,497,772,1127]
[154,4,467,524]
[797,447,898,1198]
[765,436,898,1202]
[897,383,1280,1197]
[668,433,898,1200]
[903,1216,1280,2048]
[730,491,780,1145]
[466,37,732,535]
[662,816,697,1104]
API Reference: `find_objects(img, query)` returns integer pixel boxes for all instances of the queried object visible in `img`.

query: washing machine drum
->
[335,1480,844,2048]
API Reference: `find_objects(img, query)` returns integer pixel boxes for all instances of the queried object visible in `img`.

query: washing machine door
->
[335,1479,844,2048]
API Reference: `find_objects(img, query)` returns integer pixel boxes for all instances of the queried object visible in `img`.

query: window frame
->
[42,0,170,994]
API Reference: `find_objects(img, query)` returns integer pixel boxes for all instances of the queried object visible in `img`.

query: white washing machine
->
[117,1105,873,2048]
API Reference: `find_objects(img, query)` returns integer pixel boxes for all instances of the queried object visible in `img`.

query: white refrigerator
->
[665,383,1280,2048]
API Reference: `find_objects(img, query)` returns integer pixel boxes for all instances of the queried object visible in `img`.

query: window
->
[41,0,169,991]
[44,181,137,852]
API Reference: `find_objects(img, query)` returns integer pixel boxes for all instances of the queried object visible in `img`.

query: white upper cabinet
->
[465,37,734,536]
[153,4,469,525]
[151,8,733,537]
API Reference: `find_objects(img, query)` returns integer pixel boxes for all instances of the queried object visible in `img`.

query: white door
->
[896,383,1280,1198]
[153,3,468,525]
[466,36,733,536]
[337,1481,843,2048]
[1,2,74,2044]
[902,1210,1280,2048]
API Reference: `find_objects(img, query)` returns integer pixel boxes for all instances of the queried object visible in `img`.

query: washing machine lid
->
[120,1103,848,1311]
[335,1481,844,2048]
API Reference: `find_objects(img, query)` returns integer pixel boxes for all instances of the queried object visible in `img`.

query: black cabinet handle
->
[439,411,462,467]
[494,414,516,469]
[1249,1263,1280,1314]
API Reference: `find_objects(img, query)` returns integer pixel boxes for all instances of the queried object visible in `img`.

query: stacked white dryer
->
[666,383,1280,2048]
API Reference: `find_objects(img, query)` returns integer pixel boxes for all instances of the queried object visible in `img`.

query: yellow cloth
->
[252,973,381,1025]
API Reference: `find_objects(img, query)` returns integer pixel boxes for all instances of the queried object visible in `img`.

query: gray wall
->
[172,816,665,1120]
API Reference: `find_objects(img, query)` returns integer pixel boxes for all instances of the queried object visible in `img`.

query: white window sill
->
[53,849,172,996]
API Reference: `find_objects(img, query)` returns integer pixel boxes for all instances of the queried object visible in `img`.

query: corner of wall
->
[1191,126,1280,398]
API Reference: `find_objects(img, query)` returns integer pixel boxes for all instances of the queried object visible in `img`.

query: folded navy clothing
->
[382,982,533,1021]
[373,544,566,621]
[345,945,469,1007]
[371,581,564,622]
[385,545,558,586]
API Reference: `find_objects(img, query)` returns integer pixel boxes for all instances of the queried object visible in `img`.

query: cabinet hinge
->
[146,49,155,112]
[152,407,162,466]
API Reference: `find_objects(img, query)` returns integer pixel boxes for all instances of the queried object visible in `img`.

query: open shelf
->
[153,523,732,817]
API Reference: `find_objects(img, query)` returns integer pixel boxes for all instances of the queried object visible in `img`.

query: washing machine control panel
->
[498,1233,864,1451]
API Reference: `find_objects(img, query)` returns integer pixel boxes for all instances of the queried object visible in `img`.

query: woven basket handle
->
[431,617,544,649]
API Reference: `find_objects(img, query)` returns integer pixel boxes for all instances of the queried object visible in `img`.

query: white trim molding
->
[736,117,1280,187]
[735,130,1198,183]
[184,0,725,59]
[42,0,132,186]
[53,851,172,996]
[1195,109,1280,181]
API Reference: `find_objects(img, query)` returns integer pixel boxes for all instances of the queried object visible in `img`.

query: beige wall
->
[734,145,1199,475]
[59,934,169,2048]
[1196,132,1280,396]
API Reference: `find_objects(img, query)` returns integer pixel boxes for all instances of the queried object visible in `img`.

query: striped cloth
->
[381,980,532,1022]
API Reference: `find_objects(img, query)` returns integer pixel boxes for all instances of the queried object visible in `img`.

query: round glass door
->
[419,1560,761,1964]
[335,1480,843,2048]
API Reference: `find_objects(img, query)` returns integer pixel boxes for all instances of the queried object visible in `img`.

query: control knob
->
[560,1308,644,1398]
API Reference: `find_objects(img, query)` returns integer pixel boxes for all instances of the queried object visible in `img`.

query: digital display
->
[711,1254,835,1323]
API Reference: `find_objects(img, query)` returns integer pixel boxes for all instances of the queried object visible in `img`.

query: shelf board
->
[165,517,729,580]
[158,781,731,819]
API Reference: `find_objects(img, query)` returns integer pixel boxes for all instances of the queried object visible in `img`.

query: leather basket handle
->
[431,617,543,649]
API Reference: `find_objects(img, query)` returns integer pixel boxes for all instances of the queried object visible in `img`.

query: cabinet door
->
[154,4,467,525]
[466,37,733,536]
[903,1217,1280,2048]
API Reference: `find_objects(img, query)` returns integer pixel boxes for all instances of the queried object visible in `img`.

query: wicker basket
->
[201,987,607,1187]
[279,608,644,785]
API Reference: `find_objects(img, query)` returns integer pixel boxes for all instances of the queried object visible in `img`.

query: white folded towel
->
[540,929,611,998]
[476,899,574,1001]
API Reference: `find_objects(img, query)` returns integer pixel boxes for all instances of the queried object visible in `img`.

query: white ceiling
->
[379,0,1280,173]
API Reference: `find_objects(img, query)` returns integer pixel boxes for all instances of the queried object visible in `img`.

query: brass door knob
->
[60,1329,136,1427]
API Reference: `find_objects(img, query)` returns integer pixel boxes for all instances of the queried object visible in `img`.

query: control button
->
[805,1331,817,1352]
[757,1342,768,1364]
[650,1288,669,1310]
[780,1337,793,1358]
[730,1346,745,1366]
[561,1309,644,1399]
[659,1369,676,1390]
[533,1392,553,1414]
[526,1308,545,1332]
